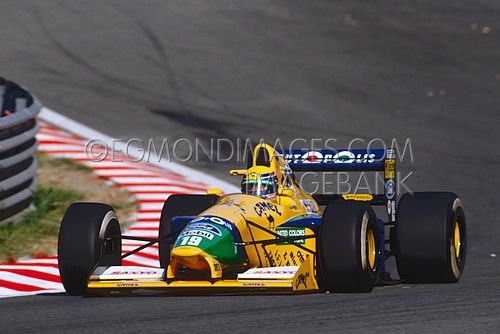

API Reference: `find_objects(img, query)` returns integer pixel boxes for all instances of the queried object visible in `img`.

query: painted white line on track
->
[122,255,159,267]
[0,266,61,275]
[37,144,87,151]
[41,152,98,160]
[0,289,66,298]
[132,223,160,228]
[122,240,158,247]
[137,212,162,219]
[134,193,170,201]
[93,169,157,176]
[125,185,203,193]
[123,230,160,238]
[16,258,59,264]
[0,287,25,296]
[0,272,63,290]
[82,161,146,168]
[122,246,159,256]
[137,203,165,211]
[109,177,205,187]
[36,134,85,145]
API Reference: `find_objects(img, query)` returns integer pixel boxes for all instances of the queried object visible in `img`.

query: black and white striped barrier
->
[0,78,41,223]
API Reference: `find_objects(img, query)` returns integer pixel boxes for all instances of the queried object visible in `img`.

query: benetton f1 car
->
[57,143,466,295]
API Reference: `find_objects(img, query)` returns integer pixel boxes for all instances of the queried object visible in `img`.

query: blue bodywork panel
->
[279,215,322,231]
[172,215,245,244]
[172,215,196,232]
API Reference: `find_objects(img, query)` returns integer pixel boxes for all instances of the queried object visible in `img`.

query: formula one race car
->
[57,143,466,295]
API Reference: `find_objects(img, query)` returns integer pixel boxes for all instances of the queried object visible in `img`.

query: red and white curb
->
[0,108,238,298]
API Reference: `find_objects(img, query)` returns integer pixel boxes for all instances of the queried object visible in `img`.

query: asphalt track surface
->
[1,1,499,333]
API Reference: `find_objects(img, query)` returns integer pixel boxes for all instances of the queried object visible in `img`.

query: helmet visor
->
[241,174,277,197]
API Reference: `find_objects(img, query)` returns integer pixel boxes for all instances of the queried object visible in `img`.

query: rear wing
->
[281,149,386,171]
[279,148,397,222]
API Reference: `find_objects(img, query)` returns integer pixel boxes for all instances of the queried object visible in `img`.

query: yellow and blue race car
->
[57,143,466,295]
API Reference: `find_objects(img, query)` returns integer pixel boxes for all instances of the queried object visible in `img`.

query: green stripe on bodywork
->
[173,222,243,264]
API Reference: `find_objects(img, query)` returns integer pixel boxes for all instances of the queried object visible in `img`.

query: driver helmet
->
[241,166,278,199]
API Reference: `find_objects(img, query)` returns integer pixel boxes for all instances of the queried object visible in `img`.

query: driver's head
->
[241,166,278,199]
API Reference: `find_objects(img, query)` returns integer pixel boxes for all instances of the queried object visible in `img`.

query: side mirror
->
[207,188,222,196]
[229,169,247,176]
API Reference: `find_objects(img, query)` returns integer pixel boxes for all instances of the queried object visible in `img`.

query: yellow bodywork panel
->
[167,246,223,279]
[200,193,318,270]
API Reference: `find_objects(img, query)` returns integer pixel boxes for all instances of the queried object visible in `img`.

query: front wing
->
[87,255,318,294]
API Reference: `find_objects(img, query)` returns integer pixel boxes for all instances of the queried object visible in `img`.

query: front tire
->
[58,203,121,296]
[394,192,466,283]
[318,201,381,292]
[158,194,219,268]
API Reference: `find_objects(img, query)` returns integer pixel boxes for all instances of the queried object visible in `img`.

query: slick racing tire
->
[318,201,381,292]
[394,192,466,283]
[58,203,122,296]
[159,194,219,268]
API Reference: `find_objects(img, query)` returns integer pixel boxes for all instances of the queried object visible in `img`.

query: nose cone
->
[172,215,246,267]
[171,246,210,270]
[168,245,223,279]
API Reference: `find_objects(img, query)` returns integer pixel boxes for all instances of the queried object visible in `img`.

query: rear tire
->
[58,203,121,296]
[158,194,219,268]
[394,192,466,283]
[318,201,381,292]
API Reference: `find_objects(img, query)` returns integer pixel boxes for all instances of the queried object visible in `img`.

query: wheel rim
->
[454,221,461,258]
[102,221,121,257]
[367,228,376,270]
